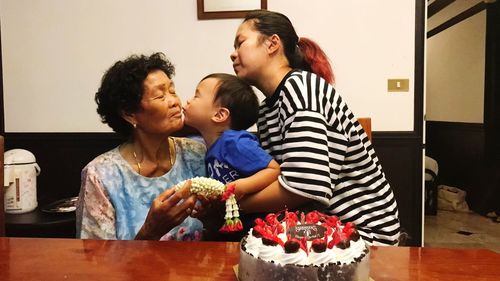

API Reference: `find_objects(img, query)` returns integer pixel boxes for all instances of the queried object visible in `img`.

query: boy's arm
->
[231,159,280,199]
[238,180,312,213]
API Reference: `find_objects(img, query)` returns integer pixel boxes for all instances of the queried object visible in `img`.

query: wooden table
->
[0,237,499,281]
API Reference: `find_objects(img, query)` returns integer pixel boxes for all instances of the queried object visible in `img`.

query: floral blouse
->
[76,137,206,240]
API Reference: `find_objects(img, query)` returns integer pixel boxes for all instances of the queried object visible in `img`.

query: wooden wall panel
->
[4,132,424,245]
[426,121,500,215]
[373,132,423,246]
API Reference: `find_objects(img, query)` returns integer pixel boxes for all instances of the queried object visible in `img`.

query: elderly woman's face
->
[134,70,183,135]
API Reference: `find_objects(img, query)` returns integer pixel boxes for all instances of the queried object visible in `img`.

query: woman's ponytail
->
[297,37,334,84]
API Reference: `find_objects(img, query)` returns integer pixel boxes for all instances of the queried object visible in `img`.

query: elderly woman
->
[76,53,206,240]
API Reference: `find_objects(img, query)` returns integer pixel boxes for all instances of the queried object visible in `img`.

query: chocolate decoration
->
[336,239,351,249]
[284,240,300,253]
[262,237,278,246]
[252,229,263,238]
[350,229,360,241]
[311,242,327,253]
[287,224,326,241]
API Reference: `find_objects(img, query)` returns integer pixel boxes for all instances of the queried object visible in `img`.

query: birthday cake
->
[238,211,370,281]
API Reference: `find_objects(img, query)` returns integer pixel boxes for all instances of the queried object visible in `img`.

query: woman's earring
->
[133,123,137,129]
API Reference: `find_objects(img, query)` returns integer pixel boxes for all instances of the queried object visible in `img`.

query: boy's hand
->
[231,180,245,200]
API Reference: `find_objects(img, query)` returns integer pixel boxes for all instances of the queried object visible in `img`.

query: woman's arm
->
[77,168,117,239]
[238,180,312,213]
[231,159,280,199]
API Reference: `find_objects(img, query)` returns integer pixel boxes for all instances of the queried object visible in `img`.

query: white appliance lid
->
[4,149,37,165]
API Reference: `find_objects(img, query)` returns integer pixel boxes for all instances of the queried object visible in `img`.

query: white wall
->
[426,1,485,123]
[1,0,416,132]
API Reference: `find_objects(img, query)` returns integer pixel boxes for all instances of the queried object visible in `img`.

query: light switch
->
[388,79,409,92]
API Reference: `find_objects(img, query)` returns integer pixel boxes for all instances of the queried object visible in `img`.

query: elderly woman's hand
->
[135,181,197,240]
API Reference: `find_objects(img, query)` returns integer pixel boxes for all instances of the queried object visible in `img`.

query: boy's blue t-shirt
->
[205,130,272,184]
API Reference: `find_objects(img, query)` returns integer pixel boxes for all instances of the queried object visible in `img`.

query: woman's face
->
[230,21,269,84]
[134,70,183,135]
[182,77,220,130]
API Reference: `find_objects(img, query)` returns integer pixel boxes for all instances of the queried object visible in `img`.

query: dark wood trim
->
[415,0,425,138]
[3,132,122,143]
[484,1,500,162]
[427,1,486,38]
[425,120,500,215]
[425,120,484,130]
[2,131,423,244]
[3,132,121,199]
[0,22,4,134]
[428,0,455,18]
[373,132,423,246]
[197,0,267,20]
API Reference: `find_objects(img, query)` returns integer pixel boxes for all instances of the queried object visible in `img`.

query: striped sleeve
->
[278,109,346,205]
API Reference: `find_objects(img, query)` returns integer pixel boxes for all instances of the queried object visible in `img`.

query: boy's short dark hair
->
[201,73,259,130]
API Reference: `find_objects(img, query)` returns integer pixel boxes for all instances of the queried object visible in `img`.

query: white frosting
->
[308,249,335,266]
[258,244,284,262]
[331,246,356,264]
[277,249,308,266]
[245,232,261,257]
[330,239,366,264]
[243,223,368,266]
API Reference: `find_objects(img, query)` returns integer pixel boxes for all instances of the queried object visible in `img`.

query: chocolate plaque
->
[287,224,326,241]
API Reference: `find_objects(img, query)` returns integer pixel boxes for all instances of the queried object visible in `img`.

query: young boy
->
[183,73,280,200]
[183,73,280,238]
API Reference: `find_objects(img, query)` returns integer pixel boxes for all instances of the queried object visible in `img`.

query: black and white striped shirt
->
[257,70,401,245]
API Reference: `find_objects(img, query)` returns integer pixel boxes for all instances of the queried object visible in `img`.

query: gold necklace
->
[132,137,175,175]
[132,150,144,175]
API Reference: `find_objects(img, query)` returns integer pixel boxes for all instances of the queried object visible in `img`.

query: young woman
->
[230,10,401,245]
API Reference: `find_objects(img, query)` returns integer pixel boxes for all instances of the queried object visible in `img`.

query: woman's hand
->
[135,181,197,240]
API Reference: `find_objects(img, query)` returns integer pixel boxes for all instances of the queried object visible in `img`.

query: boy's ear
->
[121,110,137,127]
[212,107,230,124]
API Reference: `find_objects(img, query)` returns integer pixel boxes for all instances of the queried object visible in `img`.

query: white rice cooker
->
[4,149,41,214]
